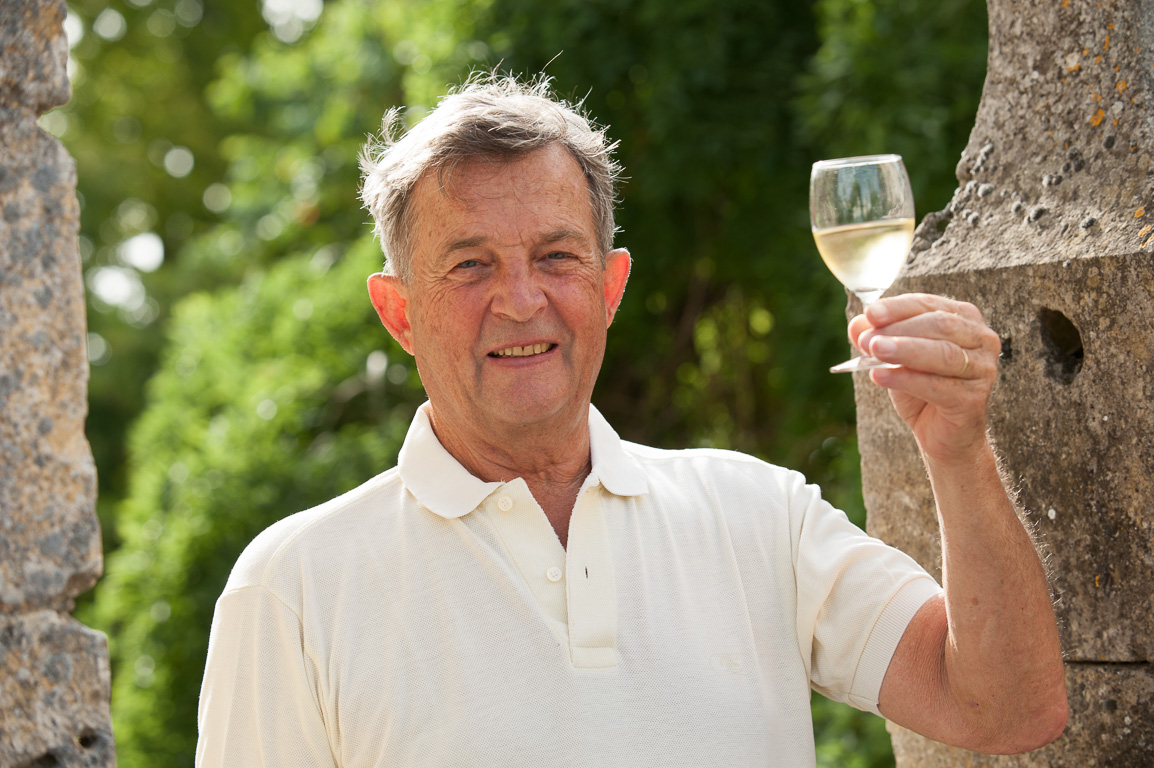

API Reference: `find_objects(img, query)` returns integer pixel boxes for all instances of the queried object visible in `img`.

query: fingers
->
[862,310,994,356]
[866,335,989,380]
[848,293,1000,385]
[850,294,986,351]
[866,293,984,328]
[852,293,999,465]
[848,312,872,348]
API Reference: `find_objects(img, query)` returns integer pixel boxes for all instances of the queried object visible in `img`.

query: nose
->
[490,262,547,322]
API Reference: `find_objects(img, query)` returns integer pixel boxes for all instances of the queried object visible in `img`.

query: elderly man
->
[196,77,1066,767]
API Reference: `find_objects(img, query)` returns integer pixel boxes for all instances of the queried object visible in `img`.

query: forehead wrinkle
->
[414,148,598,271]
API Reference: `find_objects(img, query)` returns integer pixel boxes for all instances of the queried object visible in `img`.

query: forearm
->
[859,294,1067,750]
[926,440,1067,750]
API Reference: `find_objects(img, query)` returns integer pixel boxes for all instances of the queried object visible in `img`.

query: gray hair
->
[359,74,622,282]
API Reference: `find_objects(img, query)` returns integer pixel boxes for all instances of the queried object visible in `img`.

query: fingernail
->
[872,337,896,357]
[870,303,889,323]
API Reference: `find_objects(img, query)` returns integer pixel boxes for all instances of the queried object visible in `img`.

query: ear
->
[602,248,631,327]
[367,273,415,355]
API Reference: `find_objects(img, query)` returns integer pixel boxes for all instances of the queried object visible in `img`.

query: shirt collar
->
[398,402,649,520]
[587,404,650,498]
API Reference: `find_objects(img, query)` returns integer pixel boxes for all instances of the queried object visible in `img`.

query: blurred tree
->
[799,0,989,212]
[75,0,986,764]
[91,238,425,766]
[82,3,412,764]
[56,0,269,549]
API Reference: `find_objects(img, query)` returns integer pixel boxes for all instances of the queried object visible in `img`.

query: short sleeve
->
[789,474,942,715]
[196,585,337,768]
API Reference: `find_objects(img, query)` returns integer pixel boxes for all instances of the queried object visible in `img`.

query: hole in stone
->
[23,753,60,768]
[78,731,100,749]
[1039,308,1083,384]
[999,335,1013,362]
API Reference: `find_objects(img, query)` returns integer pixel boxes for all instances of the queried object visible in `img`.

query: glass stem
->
[854,291,882,357]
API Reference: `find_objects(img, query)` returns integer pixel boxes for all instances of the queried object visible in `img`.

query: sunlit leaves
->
[798,0,988,212]
[81,3,420,764]
[62,0,268,535]
[93,237,424,767]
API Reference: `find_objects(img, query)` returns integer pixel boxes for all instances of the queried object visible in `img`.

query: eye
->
[545,251,571,260]
[454,259,481,269]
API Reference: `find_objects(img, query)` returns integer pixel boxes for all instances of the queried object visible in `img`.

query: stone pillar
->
[1,1,115,765]
[855,0,1153,764]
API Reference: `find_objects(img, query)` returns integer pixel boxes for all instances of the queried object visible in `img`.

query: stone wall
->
[856,0,1153,763]
[1,0,115,765]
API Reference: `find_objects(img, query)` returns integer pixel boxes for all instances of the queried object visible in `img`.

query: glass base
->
[830,355,901,374]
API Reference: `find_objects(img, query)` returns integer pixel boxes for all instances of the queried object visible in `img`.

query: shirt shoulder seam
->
[622,442,773,467]
[219,582,305,626]
[255,470,404,587]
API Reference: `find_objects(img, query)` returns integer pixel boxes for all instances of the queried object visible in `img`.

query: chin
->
[486,393,576,428]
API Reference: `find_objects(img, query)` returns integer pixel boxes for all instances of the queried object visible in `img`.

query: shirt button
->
[546,567,563,583]
[497,495,513,512]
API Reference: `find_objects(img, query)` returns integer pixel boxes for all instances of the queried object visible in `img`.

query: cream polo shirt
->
[196,404,941,768]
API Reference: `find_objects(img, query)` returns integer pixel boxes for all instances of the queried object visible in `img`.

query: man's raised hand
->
[848,293,1002,467]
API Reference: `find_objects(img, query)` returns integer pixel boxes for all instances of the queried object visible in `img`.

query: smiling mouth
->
[489,343,555,358]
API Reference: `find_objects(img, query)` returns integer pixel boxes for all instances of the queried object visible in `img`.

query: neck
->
[427,403,592,547]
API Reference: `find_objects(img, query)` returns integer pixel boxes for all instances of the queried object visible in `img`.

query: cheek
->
[409,292,476,347]
[415,319,470,363]
[549,277,605,319]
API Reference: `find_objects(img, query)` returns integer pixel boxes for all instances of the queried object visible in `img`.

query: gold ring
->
[960,348,970,376]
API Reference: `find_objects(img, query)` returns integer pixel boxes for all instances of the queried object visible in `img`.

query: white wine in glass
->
[810,155,915,373]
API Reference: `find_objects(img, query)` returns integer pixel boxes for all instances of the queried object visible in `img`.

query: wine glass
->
[810,154,915,373]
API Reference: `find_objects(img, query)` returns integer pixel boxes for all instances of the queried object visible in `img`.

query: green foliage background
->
[52,0,987,764]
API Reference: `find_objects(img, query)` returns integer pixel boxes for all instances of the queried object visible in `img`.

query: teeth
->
[494,343,551,357]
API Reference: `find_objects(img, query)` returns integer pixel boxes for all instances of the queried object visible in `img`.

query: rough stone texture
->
[854,0,1154,763]
[0,611,115,767]
[0,111,102,614]
[858,255,1154,663]
[0,0,70,112]
[906,0,1154,269]
[1,0,114,765]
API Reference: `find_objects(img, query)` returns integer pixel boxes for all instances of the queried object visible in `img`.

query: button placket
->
[566,486,619,669]
[483,480,568,630]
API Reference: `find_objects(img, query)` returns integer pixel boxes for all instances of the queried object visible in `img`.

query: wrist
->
[920,434,999,478]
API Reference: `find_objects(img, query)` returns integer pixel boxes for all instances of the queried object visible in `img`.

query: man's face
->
[369,145,630,438]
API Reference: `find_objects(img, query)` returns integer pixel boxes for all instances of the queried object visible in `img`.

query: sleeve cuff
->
[846,577,943,716]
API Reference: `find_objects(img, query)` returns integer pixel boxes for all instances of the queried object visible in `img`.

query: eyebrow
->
[446,235,488,253]
[444,228,589,253]
[542,228,587,245]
